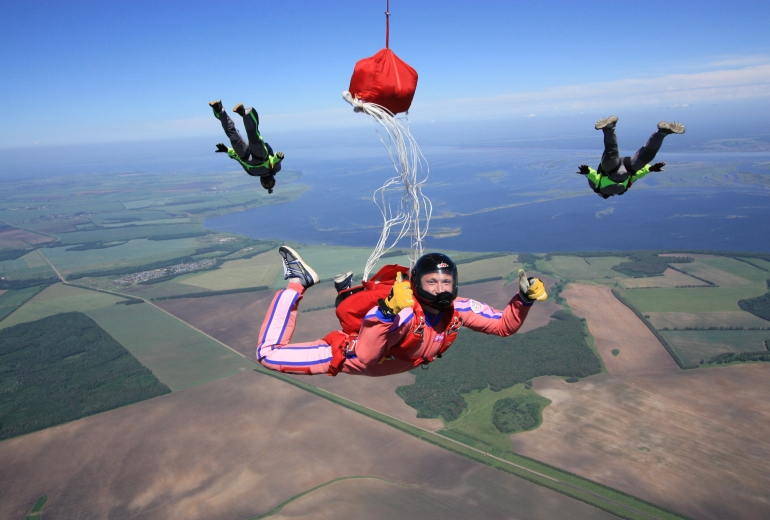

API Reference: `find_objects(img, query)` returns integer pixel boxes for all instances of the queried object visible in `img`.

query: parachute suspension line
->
[385,0,390,49]
[342,91,432,282]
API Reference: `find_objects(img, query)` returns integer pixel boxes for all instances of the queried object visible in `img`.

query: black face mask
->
[432,291,455,310]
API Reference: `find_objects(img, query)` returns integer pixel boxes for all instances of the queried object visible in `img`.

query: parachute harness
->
[342,91,432,281]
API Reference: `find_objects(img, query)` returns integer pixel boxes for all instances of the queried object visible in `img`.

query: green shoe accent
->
[209,100,222,119]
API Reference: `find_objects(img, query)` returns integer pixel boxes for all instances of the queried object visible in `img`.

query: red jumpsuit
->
[257,282,532,376]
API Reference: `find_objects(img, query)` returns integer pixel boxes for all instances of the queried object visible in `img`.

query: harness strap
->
[397,307,462,367]
[323,330,357,376]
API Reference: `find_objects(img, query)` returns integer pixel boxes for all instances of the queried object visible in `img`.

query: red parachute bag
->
[323,263,410,376]
[335,263,410,334]
[348,48,418,115]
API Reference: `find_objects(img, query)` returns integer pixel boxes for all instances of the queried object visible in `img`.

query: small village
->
[113,259,216,285]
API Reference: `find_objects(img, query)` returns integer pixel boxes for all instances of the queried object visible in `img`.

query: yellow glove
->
[378,272,414,316]
[518,269,548,302]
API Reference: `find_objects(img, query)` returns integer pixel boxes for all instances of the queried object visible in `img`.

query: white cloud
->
[140,60,770,134]
[410,63,770,121]
[6,58,770,147]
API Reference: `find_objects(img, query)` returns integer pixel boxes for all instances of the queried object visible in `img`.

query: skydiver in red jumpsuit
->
[256,247,548,376]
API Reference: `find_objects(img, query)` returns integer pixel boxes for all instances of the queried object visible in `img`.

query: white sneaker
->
[279,246,319,288]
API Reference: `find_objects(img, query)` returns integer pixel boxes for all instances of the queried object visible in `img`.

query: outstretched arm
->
[456,294,532,336]
[578,165,601,188]
[630,163,653,182]
[458,270,546,336]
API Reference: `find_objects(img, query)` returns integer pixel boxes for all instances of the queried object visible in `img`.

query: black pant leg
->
[242,108,268,162]
[220,110,249,159]
[630,130,666,171]
[600,126,621,172]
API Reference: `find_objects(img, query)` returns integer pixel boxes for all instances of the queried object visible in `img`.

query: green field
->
[619,287,766,312]
[180,251,282,291]
[456,255,519,282]
[699,257,770,284]
[53,224,207,246]
[661,330,770,365]
[89,210,173,223]
[0,286,45,322]
[42,238,203,273]
[539,255,630,281]
[739,257,770,272]
[647,311,770,330]
[274,246,394,282]
[86,303,253,391]
[440,384,551,455]
[0,250,57,280]
[0,284,124,328]
[674,260,756,287]
[0,283,252,390]
[0,250,50,272]
[122,197,181,209]
[85,273,229,300]
[100,217,193,228]
[0,255,31,275]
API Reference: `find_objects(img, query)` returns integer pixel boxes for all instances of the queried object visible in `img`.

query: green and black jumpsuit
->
[216,107,283,192]
[585,165,651,198]
[586,124,670,198]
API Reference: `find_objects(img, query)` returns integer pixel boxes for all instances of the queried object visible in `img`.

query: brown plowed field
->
[0,371,614,520]
[265,472,610,520]
[299,372,445,430]
[619,268,704,289]
[156,283,342,358]
[563,283,679,376]
[676,262,756,287]
[513,365,770,520]
[0,226,55,248]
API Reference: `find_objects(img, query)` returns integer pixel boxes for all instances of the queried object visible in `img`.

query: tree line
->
[0,277,59,290]
[703,351,770,365]
[738,280,770,321]
[396,310,601,422]
[611,289,693,369]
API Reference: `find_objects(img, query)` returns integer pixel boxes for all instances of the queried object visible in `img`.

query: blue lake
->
[205,148,770,253]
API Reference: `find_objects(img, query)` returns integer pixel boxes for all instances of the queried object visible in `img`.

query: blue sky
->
[1,0,769,147]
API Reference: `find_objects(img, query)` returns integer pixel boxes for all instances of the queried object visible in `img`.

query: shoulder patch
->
[469,299,483,314]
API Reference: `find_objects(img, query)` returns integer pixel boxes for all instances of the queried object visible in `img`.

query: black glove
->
[649,161,666,172]
[215,143,228,153]
[577,164,590,175]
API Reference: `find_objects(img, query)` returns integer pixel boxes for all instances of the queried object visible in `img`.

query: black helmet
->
[410,253,458,310]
